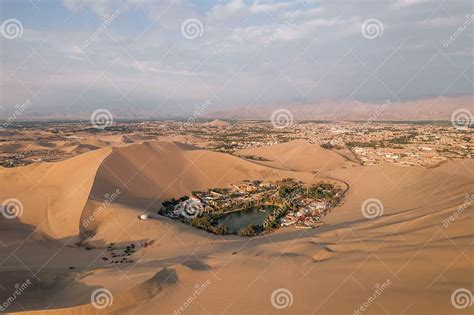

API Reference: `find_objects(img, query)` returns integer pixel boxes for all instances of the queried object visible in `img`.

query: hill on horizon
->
[205,95,473,121]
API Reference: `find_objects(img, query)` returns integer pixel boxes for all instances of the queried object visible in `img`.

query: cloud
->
[249,1,295,14]
[419,16,460,28]
[209,0,246,20]
[392,0,432,9]
[63,0,115,18]
[0,0,472,116]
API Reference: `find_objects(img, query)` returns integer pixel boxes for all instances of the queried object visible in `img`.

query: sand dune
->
[88,141,332,209]
[0,141,472,314]
[236,139,354,172]
[0,143,49,153]
[0,148,111,239]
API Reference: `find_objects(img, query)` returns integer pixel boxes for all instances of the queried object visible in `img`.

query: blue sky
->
[0,0,472,118]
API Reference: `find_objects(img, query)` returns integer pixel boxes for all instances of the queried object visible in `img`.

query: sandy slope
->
[87,141,335,209]
[0,148,111,239]
[235,139,354,172]
[0,141,472,315]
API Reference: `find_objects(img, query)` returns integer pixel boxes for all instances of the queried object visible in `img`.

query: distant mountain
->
[204,95,473,121]
[2,95,471,121]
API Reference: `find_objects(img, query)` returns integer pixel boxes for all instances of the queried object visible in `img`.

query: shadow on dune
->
[0,270,105,312]
[0,268,179,314]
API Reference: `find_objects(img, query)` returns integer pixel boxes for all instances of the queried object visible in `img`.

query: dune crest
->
[236,139,353,172]
[0,148,112,240]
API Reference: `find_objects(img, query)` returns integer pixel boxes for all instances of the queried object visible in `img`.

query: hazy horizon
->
[1,0,473,119]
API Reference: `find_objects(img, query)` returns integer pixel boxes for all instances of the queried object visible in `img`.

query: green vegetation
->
[345,141,379,148]
[191,216,229,235]
[239,224,262,236]
[160,196,189,214]
[263,205,290,232]
[346,131,420,148]
[240,155,270,161]
[159,178,343,237]
[320,142,334,149]
[389,132,418,144]
[191,216,214,231]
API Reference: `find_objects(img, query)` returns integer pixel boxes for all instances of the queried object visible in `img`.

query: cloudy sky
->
[0,0,472,118]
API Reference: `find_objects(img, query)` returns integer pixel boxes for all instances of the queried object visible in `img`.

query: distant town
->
[0,120,471,168]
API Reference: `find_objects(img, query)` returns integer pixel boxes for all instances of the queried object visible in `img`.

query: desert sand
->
[236,139,355,171]
[0,140,472,314]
